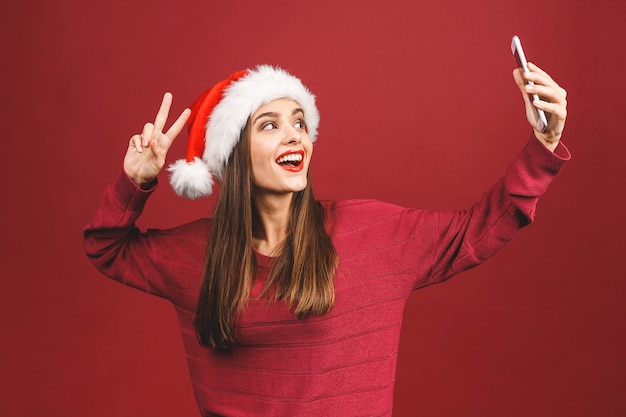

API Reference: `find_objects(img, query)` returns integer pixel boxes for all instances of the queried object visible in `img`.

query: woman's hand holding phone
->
[511,36,567,152]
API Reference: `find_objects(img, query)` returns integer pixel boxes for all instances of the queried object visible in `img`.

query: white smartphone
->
[511,35,548,132]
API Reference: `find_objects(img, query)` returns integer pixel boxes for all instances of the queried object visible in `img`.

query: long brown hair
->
[194,123,338,350]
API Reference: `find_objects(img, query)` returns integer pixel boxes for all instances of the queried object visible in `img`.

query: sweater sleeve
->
[413,135,570,289]
[82,172,208,299]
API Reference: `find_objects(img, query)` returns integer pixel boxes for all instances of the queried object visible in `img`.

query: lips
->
[275,150,305,172]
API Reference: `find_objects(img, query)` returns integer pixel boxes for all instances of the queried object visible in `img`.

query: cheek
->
[250,155,269,182]
[250,143,272,169]
[304,139,313,160]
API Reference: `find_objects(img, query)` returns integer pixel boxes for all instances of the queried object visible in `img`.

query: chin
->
[289,177,308,192]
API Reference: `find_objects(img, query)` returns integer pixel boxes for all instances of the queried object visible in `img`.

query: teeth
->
[276,153,303,164]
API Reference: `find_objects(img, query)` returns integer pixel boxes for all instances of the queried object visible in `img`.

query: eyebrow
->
[252,108,304,125]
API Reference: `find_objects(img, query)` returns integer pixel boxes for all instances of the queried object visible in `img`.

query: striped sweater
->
[84,136,569,416]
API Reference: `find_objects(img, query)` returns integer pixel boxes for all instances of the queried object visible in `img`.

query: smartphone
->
[511,35,548,132]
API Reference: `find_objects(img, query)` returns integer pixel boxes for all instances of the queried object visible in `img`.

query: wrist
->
[533,129,560,153]
[127,173,157,189]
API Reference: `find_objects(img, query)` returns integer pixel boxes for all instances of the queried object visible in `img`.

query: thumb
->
[512,69,532,105]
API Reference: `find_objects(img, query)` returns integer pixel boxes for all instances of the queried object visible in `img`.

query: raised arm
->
[84,93,197,297]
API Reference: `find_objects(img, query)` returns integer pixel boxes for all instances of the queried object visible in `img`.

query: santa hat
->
[168,65,320,199]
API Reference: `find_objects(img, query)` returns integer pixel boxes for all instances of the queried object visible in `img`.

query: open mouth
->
[275,151,304,171]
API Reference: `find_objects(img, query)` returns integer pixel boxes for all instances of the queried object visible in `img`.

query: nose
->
[284,124,302,145]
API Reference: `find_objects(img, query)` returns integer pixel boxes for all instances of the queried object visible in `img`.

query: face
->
[249,98,313,196]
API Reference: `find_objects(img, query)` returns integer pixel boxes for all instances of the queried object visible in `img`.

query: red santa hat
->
[168,65,320,199]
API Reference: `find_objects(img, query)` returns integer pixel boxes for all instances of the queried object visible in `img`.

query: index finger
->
[527,62,557,85]
[165,108,192,140]
[153,92,173,134]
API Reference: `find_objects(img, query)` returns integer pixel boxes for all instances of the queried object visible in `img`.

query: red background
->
[2,0,625,416]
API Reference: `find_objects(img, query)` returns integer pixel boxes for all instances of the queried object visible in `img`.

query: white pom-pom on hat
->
[168,157,214,200]
[167,65,320,199]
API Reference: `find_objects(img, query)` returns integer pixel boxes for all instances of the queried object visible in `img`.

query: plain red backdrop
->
[1,0,625,416]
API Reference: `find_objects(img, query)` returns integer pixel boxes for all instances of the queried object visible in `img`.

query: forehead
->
[252,98,302,118]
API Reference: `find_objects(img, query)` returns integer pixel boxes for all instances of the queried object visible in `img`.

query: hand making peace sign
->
[124,93,191,187]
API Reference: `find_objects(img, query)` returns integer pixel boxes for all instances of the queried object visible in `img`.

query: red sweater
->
[84,137,569,416]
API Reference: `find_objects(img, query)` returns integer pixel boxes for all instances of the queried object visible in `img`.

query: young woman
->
[84,63,569,416]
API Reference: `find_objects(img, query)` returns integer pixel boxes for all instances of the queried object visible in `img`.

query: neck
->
[252,191,294,256]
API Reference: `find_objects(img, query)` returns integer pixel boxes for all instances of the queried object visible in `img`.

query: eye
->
[261,122,277,130]
[294,119,307,129]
